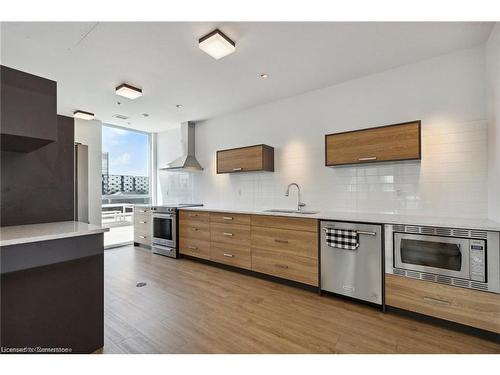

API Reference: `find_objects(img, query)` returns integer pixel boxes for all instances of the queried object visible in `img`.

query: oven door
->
[394,233,470,279]
[153,213,176,248]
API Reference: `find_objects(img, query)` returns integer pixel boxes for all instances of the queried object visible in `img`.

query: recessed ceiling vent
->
[113,114,129,120]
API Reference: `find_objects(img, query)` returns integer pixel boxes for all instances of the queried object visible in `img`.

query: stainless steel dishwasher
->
[320,221,383,305]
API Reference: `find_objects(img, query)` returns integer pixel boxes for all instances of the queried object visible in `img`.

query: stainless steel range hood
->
[161,121,203,171]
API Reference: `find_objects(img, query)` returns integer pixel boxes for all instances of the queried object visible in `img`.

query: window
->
[101,124,152,247]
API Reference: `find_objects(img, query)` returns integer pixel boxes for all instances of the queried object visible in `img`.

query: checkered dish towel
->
[325,228,359,250]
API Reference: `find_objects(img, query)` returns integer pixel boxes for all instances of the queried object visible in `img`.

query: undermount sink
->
[264,209,319,215]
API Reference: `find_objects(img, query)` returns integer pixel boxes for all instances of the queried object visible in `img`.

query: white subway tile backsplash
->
[162,119,488,218]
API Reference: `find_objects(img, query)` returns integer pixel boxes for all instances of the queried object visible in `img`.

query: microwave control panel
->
[469,239,486,282]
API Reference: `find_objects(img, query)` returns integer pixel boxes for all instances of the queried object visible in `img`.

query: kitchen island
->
[0,221,108,353]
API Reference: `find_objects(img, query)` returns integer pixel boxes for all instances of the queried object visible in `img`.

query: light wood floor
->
[103,246,500,354]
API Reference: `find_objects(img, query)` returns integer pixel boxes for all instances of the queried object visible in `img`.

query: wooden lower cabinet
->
[210,222,251,247]
[252,248,318,286]
[179,237,210,260]
[385,274,500,334]
[210,243,251,270]
[178,210,319,287]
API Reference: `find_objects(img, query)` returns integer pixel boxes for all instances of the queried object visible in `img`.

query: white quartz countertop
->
[178,207,500,232]
[0,221,109,246]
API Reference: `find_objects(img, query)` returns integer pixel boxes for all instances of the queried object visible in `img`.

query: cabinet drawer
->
[217,145,274,173]
[251,226,317,259]
[179,222,210,241]
[179,237,210,260]
[210,223,251,246]
[251,248,318,286]
[180,210,210,222]
[251,215,317,232]
[134,233,151,246]
[325,121,421,166]
[134,221,152,237]
[385,274,500,333]
[134,206,151,215]
[134,212,151,226]
[210,212,250,225]
[210,243,251,270]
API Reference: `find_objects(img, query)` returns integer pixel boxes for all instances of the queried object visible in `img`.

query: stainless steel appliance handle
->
[322,227,376,236]
[358,156,377,161]
[154,213,174,219]
[153,244,174,252]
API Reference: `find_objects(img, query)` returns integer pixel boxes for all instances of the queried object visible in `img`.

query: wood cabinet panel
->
[251,226,318,259]
[217,144,274,173]
[385,274,500,334]
[210,243,251,270]
[179,210,210,223]
[325,121,421,166]
[210,222,251,247]
[251,248,318,286]
[210,212,250,225]
[179,237,211,260]
[251,215,318,233]
[179,222,211,242]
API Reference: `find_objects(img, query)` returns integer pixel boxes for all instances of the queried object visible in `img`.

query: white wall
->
[75,118,102,225]
[486,23,500,221]
[158,46,489,218]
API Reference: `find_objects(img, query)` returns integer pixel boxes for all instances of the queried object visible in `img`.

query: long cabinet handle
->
[232,167,243,171]
[423,297,451,306]
[274,263,289,269]
[223,232,234,236]
[274,239,289,244]
[322,227,376,236]
[139,221,147,224]
[222,216,233,220]
[358,156,377,161]
[223,253,234,258]
[139,235,147,239]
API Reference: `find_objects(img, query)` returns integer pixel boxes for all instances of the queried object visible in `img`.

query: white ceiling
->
[0,22,494,132]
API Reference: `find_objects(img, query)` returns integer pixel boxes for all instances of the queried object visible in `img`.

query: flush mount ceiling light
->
[73,110,95,120]
[115,83,143,99]
[176,104,183,108]
[260,73,269,79]
[198,29,236,60]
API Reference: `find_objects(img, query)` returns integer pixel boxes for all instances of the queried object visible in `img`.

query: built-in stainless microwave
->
[385,224,500,294]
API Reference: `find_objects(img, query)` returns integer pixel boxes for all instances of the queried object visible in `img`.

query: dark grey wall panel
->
[0,65,57,152]
[1,115,75,226]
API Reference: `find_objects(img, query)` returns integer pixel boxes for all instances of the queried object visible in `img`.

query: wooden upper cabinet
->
[217,144,274,173]
[325,121,421,166]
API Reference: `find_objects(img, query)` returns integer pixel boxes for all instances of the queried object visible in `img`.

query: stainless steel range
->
[152,204,203,258]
